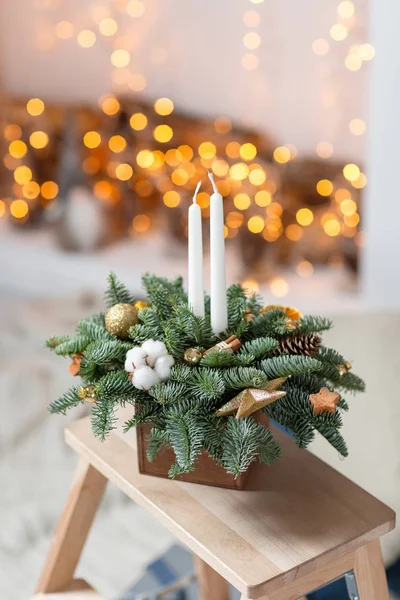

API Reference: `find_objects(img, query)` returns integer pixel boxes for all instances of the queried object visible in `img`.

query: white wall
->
[0,0,368,161]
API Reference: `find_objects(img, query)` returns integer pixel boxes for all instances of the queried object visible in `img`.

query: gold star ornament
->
[216,377,287,419]
[309,387,340,415]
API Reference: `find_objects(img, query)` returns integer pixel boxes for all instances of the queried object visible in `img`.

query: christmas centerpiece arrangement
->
[47,174,364,488]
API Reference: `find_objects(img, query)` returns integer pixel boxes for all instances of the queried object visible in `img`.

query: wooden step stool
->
[33,417,395,600]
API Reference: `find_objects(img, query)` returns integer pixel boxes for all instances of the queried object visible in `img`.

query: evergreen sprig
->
[47,272,365,479]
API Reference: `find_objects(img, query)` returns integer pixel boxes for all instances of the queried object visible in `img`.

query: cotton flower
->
[141,339,168,367]
[124,347,148,373]
[132,366,161,391]
[125,339,174,391]
[154,354,175,380]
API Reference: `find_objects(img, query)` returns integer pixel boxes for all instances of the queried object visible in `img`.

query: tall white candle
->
[208,172,228,334]
[188,181,205,317]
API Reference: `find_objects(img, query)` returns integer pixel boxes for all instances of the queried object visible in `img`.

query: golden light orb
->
[153,124,173,143]
[340,199,357,216]
[99,18,118,36]
[55,20,74,40]
[330,24,348,41]
[29,131,49,149]
[323,219,341,236]
[108,135,127,153]
[243,10,261,27]
[14,166,32,185]
[178,145,193,161]
[358,43,375,61]
[226,211,244,228]
[9,140,27,159]
[296,208,314,226]
[349,118,366,135]
[116,163,133,180]
[171,168,189,186]
[4,124,22,141]
[234,193,251,210]
[273,146,291,164]
[26,98,45,116]
[111,49,131,68]
[316,142,333,158]
[241,53,259,71]
[297,260,314,278]
[240,143,257,161]
[226,141,241,158]
[10,199,28,219]
[255,190,271,207]
[249,167,266,185]
[132,214,150,232]
[212,159,229,177]
[345,53,362,71]
[129,112,147,131]
[126,0,145,17]
[343,163,360,182]
[101,96,120,116]
[312,38,329,56]
[77,29,96,48]
[230,163,249,181]
[247,215,265,234]
[214,117,232,134]
[316,179,333,197]
[22,181,40,199]
[41,181,59,200]
[285,224,303,241]
[337,1,355,18]
[154,97,174,116]
[83,131,101,149]
[243,32,261,50]
[163,190,181,208]
[198,141,216,159]
[270,277,289,298]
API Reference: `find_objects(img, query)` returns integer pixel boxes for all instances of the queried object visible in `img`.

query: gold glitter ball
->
[183,347,203,365]
[105,303,138,338]
[134,300,148,311]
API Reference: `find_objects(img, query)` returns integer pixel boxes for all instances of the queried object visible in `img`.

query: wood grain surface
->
[65,416,395,599]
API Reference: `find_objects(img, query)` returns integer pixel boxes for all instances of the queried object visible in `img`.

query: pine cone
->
[276,334,321,357]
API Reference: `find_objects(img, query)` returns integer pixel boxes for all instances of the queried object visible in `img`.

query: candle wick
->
[208,171,218,194]
[193,180,201,204]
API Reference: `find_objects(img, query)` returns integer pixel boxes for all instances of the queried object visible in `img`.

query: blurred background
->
[1,0,400,598]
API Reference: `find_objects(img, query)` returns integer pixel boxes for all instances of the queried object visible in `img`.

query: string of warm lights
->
[0,0,369,300]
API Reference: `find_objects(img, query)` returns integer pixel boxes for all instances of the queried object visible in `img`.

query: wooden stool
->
[33,417,395,600]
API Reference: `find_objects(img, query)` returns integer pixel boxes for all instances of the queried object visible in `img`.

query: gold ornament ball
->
[134,300,148,311]
[105,303,138,338]
[78,385,97,403]
[184,348,203,365]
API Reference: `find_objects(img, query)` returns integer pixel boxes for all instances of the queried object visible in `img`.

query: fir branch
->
[336,372,366,393]
[200,349,237,368]
[166,413,203,472]
[170,363,192,382]
[91,397,117,441]
[316,346,346,366]
[246,308,289,339]
[221,417,262,476]
[124,402,161,431]
[97,370,142,404]
[198,414,225,462]
[76,319,114,341]
[48,386,84,415]
[105,272,134,308]
[296,315,333,335]
[189,368,226,400]
[146,427,170,461]
[84,340,132,364]
[149,381,189,405]
[223,367,268,390]
[259,355,323,379]
[54,335,92,356]
[45,335,71,350]
[237,337,279,365]
[254,423,282,465]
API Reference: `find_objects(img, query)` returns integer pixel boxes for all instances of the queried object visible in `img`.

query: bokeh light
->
[108,135,127,153]
[285,224,303,241]
[337,1,355,18]
[255,190,271,207]
[130,112,147,130]
[83,131,101,149]
[241,54,259,71]
[10,199,28,219]
[270,277,289,297]
[247,215,265,233]
[153,125,173,143]
[29,131,49,149]
[116,163,133,180]
[349,118,366,135]
[9,140,27,158]
[101,96,120,115]
[4,125,22,141]
[77,29,96,48]
[323,219,341,236]
[243,11,261,27]
[226,142,241,158]
[163,190,180,208]
[297,260,314,278]
[126,0,145,17]
[234,193,251,210]
[154,97,174,116]
[273,146,291,164]
[111,49,131,67]
[41,181,59,200]
[316,142,333,158]
[330,24,348,41]
[26,98,45,116]
[312,39,329,56]
[296,208,314,226]
[343,163,360,181]
[198,142,216,160]
[240,143,257,161]
[99,18,118,36]
[243,32,261,50]
[230,163,249,181]
[316,179,333,196]
[55,21,74,40]
[22,181,40,199]
[14,166,33,185]
[132,214,151,232]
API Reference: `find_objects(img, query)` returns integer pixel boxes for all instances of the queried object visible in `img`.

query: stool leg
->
[194,555,230,600]
[35,458,107,594]
[353,540,390,600]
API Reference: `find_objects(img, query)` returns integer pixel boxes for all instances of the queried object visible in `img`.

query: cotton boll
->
[124,347,148,373]
[141,339,168,367]
[154,354,175,381]
[132,366,161,391]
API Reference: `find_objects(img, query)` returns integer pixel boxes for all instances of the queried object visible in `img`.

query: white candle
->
[208,172,228,334]
[188,181,205,317]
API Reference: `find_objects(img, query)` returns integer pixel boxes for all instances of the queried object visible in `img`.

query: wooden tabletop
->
[66,417,395,599]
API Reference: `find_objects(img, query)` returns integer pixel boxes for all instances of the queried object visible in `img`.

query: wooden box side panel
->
[136,422,249,489]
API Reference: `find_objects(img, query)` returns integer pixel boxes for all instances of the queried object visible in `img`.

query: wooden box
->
[136,422,253,489]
